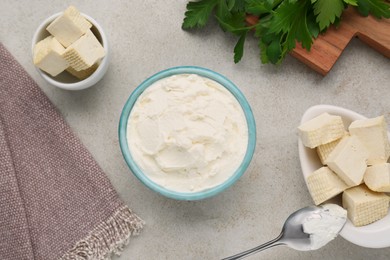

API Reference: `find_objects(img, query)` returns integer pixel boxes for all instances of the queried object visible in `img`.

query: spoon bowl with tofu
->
[32,6,109,90]
[298,104,390,248]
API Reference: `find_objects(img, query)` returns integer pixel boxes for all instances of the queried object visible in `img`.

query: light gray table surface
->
[1,1,390,259]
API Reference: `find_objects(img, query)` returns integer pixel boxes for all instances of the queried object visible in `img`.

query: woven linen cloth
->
[0,43,144,260]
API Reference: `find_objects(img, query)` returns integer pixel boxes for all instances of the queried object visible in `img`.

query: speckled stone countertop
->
[1,1,390,259]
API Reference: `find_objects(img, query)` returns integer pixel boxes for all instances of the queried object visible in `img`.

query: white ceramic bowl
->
[298,104,390,248]
[32,12,109,90]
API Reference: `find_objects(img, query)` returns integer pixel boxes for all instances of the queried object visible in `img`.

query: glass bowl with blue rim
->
[119,66,256,200]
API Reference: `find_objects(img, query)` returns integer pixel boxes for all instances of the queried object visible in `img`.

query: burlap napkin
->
[0,43,144,260]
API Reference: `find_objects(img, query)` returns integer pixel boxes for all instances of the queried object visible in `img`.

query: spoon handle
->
[221,233,283,260]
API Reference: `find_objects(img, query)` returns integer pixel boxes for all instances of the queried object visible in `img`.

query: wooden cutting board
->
[246,7,390,76]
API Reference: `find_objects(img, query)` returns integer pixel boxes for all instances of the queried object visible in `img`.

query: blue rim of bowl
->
[118,66,256,200]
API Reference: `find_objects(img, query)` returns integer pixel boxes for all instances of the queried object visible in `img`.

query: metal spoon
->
[222,205,346,260]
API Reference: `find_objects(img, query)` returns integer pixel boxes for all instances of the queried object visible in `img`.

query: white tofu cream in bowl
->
[119,67,256,200]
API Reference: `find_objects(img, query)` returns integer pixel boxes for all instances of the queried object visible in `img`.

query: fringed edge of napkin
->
[60,205,144,260]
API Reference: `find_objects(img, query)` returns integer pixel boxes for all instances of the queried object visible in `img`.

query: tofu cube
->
[46,5,92,47]
[364,163,390,192]
[326,135,369,186]
[342,185,389,226]
[63,30,105,71]
[306,167,349,205]
[33,36,69,77]
[298,113,345,149]
[316,132,349,165]
[66,62,99,80]
[349,116,390,165]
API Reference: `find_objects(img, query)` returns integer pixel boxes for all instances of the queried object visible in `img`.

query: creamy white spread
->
[303,204,347,250]
[127,74,248,193]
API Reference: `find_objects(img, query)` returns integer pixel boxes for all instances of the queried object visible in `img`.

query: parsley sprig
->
[182,0,390,64]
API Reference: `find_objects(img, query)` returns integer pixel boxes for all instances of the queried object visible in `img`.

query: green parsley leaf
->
[306,10,320,37]
[234,32,247,63]
[288,8,313,50]
[258,0,313,64]
[253,14,272,36]
[230,0,247,12]
[356,0,390,18]
[215,12,248,35]
[343,0,358,6]
[313,0,345,31]
[333,15,342,27]
[269,0,312,50]
[257,27,283,63]
[258,40,269,63]
[216,0,232,21]
[182,0,218,29]
[227,0,236,10]
[266,36,283,64]
[213,1,249,63]
[245,0,273,16]
[268,1,304,34]
[357,0,371,16]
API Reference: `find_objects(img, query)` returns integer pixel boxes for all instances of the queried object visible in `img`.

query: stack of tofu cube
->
[33,6,105,79]
[299,113,390,227]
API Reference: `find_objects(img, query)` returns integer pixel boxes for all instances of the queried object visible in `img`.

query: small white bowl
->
[32,12,109,90]
[298,104,390,248]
